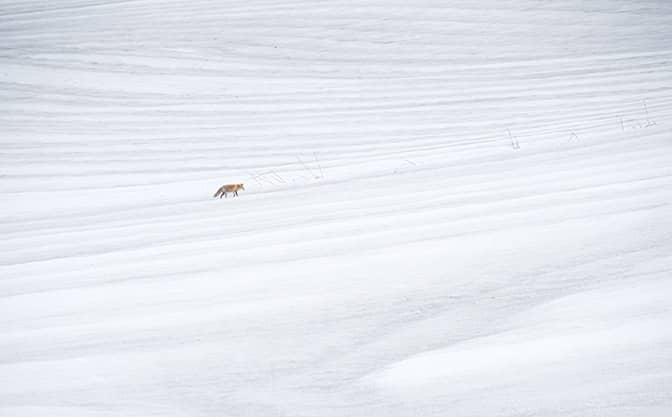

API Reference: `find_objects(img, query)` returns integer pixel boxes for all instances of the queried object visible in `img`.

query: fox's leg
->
[234,190,238,197]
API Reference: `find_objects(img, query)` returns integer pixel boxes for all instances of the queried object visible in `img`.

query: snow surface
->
[1,1,672,416]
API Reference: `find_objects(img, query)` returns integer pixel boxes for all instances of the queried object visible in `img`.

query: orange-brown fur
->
[213,183,245,198]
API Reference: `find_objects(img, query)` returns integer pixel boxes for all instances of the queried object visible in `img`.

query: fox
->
[213,183,245,199]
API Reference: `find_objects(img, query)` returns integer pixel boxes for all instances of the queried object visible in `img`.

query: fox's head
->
[239,184,245,190]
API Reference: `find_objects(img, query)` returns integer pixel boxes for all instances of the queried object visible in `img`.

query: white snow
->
[1,1,671,416]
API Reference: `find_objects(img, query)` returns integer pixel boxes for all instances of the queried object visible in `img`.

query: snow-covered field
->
[2,1,672,416]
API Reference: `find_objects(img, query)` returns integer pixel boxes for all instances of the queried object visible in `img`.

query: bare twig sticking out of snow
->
[508,129,520,150]
[248,172,264,187]
[618,98,658,136]
[314,152,325,179]
[248,170,287,186]
[297,154,323,180]
[643,99,656,127]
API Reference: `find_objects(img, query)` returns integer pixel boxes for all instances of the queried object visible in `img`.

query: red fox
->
[213,183,245,198]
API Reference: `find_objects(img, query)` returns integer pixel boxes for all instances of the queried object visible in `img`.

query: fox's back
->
[222,184,242,192]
